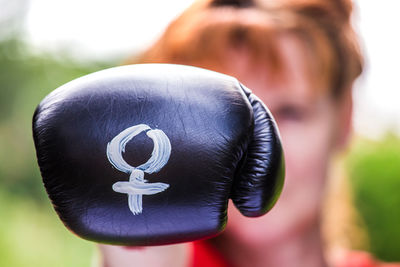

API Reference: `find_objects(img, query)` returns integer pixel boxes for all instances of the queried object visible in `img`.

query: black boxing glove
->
[32,64,284,246]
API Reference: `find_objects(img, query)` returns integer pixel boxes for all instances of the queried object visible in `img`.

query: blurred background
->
[0,0,399,266]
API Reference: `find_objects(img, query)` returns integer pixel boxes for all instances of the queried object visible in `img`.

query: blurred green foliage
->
[347,135,400,262]
[0,37,115,266]
[0,38,113,201]
[0,187,95,267]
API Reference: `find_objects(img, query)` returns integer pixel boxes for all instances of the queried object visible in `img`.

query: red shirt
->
[190,241,229,267]
[190,241,400,267]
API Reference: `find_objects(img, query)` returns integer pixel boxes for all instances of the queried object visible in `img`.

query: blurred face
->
[211,36,352,246]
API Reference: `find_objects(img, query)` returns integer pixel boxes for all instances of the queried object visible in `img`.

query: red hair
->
[127,0,363,98]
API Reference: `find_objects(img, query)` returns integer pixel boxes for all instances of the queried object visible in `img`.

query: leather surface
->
[32,64,284,245]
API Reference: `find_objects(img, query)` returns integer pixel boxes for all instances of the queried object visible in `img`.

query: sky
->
[25,0,195,59]
[23,0,400,139]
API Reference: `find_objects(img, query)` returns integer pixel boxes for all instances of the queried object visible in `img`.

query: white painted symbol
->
[106,124,171,215]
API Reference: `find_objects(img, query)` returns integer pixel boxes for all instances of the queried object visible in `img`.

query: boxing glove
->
[32,64,284,246]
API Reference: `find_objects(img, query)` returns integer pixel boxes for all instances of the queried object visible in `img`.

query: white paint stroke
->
[107,124,171,215]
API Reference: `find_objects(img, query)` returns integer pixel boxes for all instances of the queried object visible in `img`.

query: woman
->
[99,0,373,266]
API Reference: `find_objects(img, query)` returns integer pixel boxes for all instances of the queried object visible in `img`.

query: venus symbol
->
[106,124,171,215]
